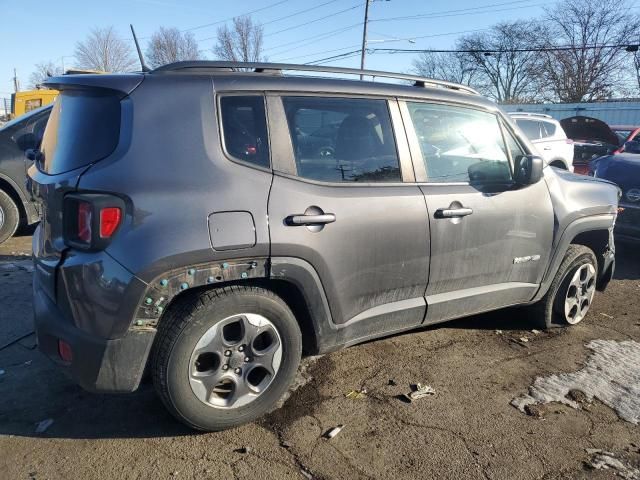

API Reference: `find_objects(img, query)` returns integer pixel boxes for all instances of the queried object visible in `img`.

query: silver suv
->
[28,62,617,431]
[510,112,574,171]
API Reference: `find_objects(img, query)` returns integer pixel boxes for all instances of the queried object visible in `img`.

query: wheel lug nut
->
[224,350,232,357]
[222,365,229,370]
[244,357,251,362]
[234,368,242,374]
[238,345,245,352]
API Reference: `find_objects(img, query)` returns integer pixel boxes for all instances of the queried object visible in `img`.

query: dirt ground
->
[0,232,638,480]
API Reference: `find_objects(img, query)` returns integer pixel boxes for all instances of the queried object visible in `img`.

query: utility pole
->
[13,68,20,93]
[359,0,371,80]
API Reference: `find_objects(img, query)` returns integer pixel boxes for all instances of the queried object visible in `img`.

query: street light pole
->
[359,0,371,80]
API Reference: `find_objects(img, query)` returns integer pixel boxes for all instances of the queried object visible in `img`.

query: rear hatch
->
[28,74,142,300]
[560,116,619,166]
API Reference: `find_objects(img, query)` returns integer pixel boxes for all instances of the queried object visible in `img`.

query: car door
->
[267,94,430,341]
[401,101,554,323]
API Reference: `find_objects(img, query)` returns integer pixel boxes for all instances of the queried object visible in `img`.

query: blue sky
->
[0,0,555,96]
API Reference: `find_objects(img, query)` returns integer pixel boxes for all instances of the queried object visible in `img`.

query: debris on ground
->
[345,388,367,399]
[35,419,54,433]
[599,313,614,319]
[300,468,313,479]
[524,404,544,418]
[519,337,529,343]
[388,379,397,386]
[324,425,344,439]
[495,330,503,335]
[531,330,541,335]
[234,447,252,454]
[512,340,640,424]
[405,383,436,402]
[585,451,640,479]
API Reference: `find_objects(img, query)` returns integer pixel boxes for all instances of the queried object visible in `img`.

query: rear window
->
[541,121,557,138]
[515,119,541,140]
[40,91,121,175]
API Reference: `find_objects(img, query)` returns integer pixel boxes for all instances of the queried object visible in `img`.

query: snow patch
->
[512,340,640,424]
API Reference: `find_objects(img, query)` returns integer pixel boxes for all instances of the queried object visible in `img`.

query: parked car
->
[610,125,640,154]
[560,116,620,174]
[0,105,51,244]
[589,141,640,242]
[29,62,618,431]
[509,113,574,171]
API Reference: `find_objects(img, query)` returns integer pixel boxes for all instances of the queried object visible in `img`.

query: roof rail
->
[508,112,553,119]
[151,61,480,95]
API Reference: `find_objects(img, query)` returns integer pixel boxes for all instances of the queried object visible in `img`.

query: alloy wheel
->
[564,263,596,325]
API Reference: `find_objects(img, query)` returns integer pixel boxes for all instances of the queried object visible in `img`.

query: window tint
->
[540,121,557,138]
[282,96,401,183]
[407,102,512,184]
[220,96,270,168]
[41,91,121,175]
[515,119,541,140]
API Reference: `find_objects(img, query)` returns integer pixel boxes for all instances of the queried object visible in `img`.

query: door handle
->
[287,213,336,225]
[543,146,552,151]
[434,207,473,218]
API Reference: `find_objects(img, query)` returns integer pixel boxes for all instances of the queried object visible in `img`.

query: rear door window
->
[541,121,557,138]
[515,119,542,140]
[406,102,512,184]
[282,96,401,183]
[40,91,121,175]
[220,95,270,169]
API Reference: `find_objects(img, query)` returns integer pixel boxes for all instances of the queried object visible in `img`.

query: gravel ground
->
[0,233,638,480]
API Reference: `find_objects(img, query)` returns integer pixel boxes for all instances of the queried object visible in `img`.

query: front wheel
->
[527,245,598,329]
[0,190,20,246]
[152,285,302,431]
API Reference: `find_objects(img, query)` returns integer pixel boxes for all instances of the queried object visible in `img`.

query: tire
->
[152,285,302,431]
[0,190,20,246]
[528,245,598,329]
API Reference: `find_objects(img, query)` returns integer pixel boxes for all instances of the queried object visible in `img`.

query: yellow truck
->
[10,89,59,118]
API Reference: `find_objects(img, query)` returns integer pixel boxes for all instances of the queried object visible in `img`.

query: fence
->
[501,101,640,126]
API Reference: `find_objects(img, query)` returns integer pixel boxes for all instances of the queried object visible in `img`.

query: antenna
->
[130,24,150,72]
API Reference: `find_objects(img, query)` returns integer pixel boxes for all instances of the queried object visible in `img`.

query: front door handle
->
[435,207,473,218]
[288,213,336,225]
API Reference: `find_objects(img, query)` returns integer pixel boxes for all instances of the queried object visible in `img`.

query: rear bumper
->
[33,274,155,393]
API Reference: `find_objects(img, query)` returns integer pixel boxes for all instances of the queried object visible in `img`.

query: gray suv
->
[29,62,618,431]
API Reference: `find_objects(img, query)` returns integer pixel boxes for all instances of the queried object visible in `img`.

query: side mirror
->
[15,132,37,151]
[514,155,544,185]
[624,140,640,154]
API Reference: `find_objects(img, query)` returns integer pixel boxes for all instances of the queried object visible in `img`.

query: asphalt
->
[0,232,638,480]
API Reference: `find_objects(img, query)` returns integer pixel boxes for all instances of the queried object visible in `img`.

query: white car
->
[509,113,574,171]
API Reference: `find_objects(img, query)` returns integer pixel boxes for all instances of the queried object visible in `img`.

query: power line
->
[264,22,363,54]
[306,50,363,65]
[264,2,364,38]
[262,0,342,26]
[369,0,537,23]
[369,43,640,54]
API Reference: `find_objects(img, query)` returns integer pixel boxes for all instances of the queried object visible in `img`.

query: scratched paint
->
[512,340,640,424]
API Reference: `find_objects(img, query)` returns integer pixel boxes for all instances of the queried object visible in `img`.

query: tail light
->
[64,194,125,250]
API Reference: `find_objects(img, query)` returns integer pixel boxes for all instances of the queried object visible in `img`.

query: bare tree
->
[539,0,639,102]
[412,52,478,86]
[146,27,201,68]
[213,16,264,63]
[457,21,545,103]
[74,26,137,72]
[29,61,63,89]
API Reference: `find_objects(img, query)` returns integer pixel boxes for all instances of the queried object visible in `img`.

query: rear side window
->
[515,119,541,140]
[40,91,121,175]
[282,96,401,183]
[220,96,270,169]
[406,102,512,184]
[541,121,557,138]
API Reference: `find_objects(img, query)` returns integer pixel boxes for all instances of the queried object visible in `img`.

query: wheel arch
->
[532,214,615,302]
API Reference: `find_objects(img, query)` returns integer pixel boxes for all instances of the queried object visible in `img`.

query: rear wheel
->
[527,245,598,329]
[0,190,20,246]
[152,285,302,431]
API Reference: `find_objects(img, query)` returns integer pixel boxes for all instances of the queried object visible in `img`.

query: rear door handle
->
[287,213,336,225]
[435,207,473,218]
